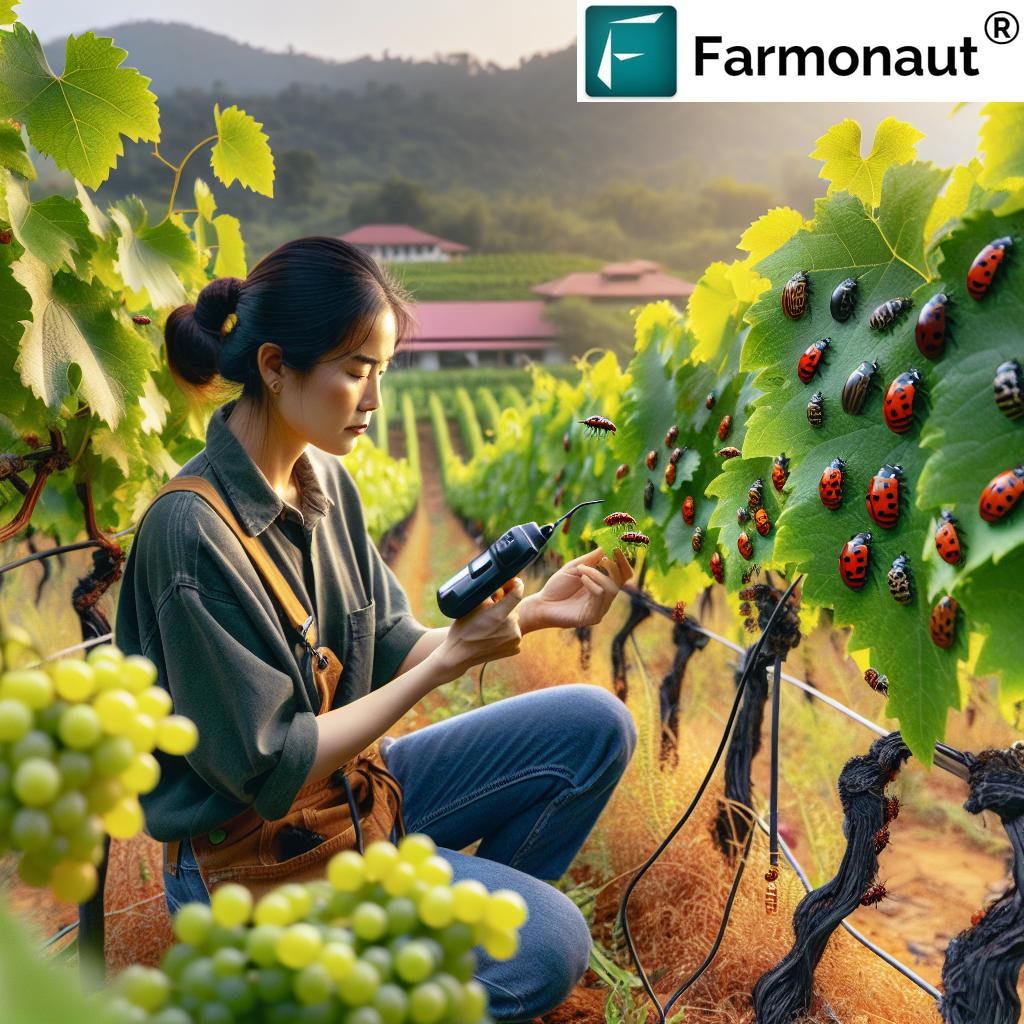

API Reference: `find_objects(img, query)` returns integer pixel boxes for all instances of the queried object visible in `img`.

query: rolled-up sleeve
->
[151,583,319,821]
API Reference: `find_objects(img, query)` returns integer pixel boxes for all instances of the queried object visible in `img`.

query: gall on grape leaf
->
[0,25,160,189]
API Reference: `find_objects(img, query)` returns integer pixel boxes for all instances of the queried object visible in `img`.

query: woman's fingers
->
[613,546,634,582]
[576,564,617,597]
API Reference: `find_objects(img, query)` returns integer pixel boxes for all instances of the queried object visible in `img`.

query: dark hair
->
[165,236,416,405]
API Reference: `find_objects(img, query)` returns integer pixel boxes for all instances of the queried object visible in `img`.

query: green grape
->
[297,1003,334,1024]
[121,654,157,693]
[419,938,444,972]
[10,806,52,852]
[381,859,417,896]
[352,901,389,942]
[51,859,98,903]
[211,946,247,977]
[293,961,334,1005]
[35,700,68,737]
[361,944,393,982]
[277,881,314,919]
[416,855,453,887]
[117,964,171,1012]
[11,729,56,764]
[211,882,253,928]
[394,940,434,984]
[0,761,10,796]
[179,957,217,1000]
[438,921,475,957]
[459,980,488,1023]
[56,750,93,791]
[328,849,365,891]
[319,941,356,983]
[49,658,96,703]
[276,922,323,969]
[408,981,448,1024]
[215,975,257,1016]
[13,757,61,806]
[364,840,401,881]
[156,715,199,756]
[86,643,123,666]
[0,668,54,709]
[17,849,54,887]
[91,735,136,778]
[264,1002,302,1024]
[255,966,292,1003]
[124,712,157,754]
[206,922,246,951]
[122,752,160,794]
[480,925,518,961]
[347,1007,385,1024]
[93,690,138,734]
[160,942,199,980]
[196,1001,232,1024]
[58,704,102,750]
[0,698,32,743]
[451,880,489,923]
[105,995,148,1024]
[246,924,284,967]
[434,972,466,1019]
[322,889,359,920]
[418,885,455,928]
[255,891,295,927]
[485,890,528,930]
[149,1007,192,1024]
[442,949,477,984]
[66,816,103,861]
[102,795,143,839]
[337,960,380,1006]
[385,896,418,936]
[174,903,215,947]
[373,983,410,1024]
[398,833,436,865]
[136,686,173,719]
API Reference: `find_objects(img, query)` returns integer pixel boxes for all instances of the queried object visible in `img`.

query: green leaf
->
[686,260,769,368]
[924,159,991,249]
[4,171,94,271]
[10,252,151,428]
[0,1,18,25]
[0,121,33,178]
[810,117,924,209]
[110,196,203,308]
[212,213,247,277]
[0,24,160,189]
[977,103,1024,191]
[74,180,112,238]
[210,103,275,197]
[194,177,217,221]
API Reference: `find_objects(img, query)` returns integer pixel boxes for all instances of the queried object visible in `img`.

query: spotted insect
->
[615,463,629,480]
[807,391,825,427]
[915,293,949,359]
[673,601,687,624]
[718,414,733,440]
[669,446,686,466]
[929,595,959,649]
[860,882,888,907]
[603,512,636,532]
[829,277,858,322]
[883,368,924,434]
[743,617,758,634]
[873,826,891,854]
[754,508,771,536]
[737,507,751,525]
[0,228,12,245]
[665,424,680,447]
[772,453,790,492]
[864,667,889,696]
[719,446,741,460]
[994,359,1024,420]
[781,269,810,319]
[691,526,704,553]
[131,314,152,325]
[818,457,847,510]
[934,510,965,566]
[868,297,913,331]
[645,450,659,471]
[839,531,873,590]
[619,531,650,553]
[842,360,880,415]
[887,552,913,605]
[738,600,752,616]
[866,463,903,530]
[562,431,570,452]
[710,551,724,583]
[705,392,716,409]
[747,478,765,511]
[798,338,831,384]
[979,465,1024,522]
[967,236,1012,300]
[579,415,616,437]
[737,531,754,560]
[884,796,901,824]
[665,463,677,487]
[643,479,655,510]
[682,496,695,525]
[741,563,762,584]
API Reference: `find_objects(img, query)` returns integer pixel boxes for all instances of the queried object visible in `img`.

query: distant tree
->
[540,297,637,362]
[698,177,779,228]
[276,148,320,205]
[349,177,432,226]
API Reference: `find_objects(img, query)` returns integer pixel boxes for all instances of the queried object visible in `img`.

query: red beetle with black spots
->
[929,595,960,649]
[819,457,846,510]
[754,508,771,536]
[681,495,695,525]
[798,338,831,384]
[718,414,733,441]
[772,453,790,492]
[934,510,964,565]
[979,465,1024,522]
[710,551,724,583]
[883,368,924,434]
[737,532,754,560]
[866,464,903,530]
[915,293,948,359]
[967,236,1012,300]
[839,531,873,590]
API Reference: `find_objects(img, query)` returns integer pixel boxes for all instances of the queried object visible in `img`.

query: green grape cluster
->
[106,833,529,1024]
[0,642,197,903]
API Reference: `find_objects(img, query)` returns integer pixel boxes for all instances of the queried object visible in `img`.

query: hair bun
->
[194,277,243,337]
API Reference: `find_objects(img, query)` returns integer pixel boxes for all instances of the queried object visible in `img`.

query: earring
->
[271,381,281,394]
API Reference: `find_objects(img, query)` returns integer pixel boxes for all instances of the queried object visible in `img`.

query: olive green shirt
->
[114,398,428,842]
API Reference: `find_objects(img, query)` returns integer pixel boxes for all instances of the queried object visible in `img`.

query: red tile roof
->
[532,259,694,299]
[340,224,470,253]
[405,301,559,351]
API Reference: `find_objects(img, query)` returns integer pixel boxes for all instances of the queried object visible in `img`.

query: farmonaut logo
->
[585,6,677,96]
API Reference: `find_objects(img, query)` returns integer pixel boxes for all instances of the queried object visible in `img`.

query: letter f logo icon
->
[585,6,676,96]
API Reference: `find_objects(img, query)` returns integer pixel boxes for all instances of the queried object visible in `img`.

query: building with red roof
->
[532,259,694,302]
[339,224,470,262]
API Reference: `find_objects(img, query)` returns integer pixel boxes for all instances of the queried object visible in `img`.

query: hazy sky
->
[22,0,577,66]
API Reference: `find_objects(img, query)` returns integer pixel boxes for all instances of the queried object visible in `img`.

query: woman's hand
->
[520,547,633,632]
[433,577,525,680]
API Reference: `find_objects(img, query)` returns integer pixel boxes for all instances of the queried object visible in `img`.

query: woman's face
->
[281,308,397,457]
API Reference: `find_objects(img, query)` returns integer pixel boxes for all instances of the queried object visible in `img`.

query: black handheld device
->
[437,500,603,619]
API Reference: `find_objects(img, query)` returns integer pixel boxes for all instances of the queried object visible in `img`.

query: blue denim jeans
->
[164,683,637,1022]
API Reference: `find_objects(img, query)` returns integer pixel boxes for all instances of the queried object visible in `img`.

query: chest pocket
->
[339,599,376,700]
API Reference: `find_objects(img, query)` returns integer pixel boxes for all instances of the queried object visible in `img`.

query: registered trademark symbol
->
[985,10,1019,43]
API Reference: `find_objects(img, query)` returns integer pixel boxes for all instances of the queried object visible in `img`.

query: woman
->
[114,237,637,1022]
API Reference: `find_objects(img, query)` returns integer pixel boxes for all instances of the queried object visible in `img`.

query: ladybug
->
[710,551,724,583]
[979,465,1024,522]
[807,391,825,427]
[993,359,1024,420]
[719,446,741,459]
[0,228,12,245]
[737,532,754,560]
[615,463,629,480]
[915,293,948,359]
[929,595,959,649]
[887,552,913,605]
[842,360,879,414]
[682,496,695,524]
[818,457,846,510]
[883,368,924,434]
[864,667,889,696]
[830,277,858,322]
[868,297,913,331]
[562,432,571,451]
[579,415,616,437]
[669,446,686,466]
[131,314,152,326]
[967,236,1012,300]
[691,526,704,553]
[737,506,751,525]
[798,338,831,383]
[644,479,655,510]
[866,463,903,530]
[747,478,764,511]
[772,453,790,492]
[646,450,659,471]
[665,463,677,487]
[839,532,873,590]
[673,601,687,624]
[665,424,680,447]
[782,270,810,319]
[706,392,716,410]
[739,600,752,616]
[754,508,771,536]
[718,414,733,441]
[934,510,965,566]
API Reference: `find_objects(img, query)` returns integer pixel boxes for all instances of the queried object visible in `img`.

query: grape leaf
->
[10,252,151,428]
[212,213,247,278]
[194,177,217,222]
[211,104,275,198]
[74,181,112,238]
[686,260,768,368]
[737,207,805,267]
[4,171,94,271]
[0,1,18,25]
[0,121,33,178]
[977,103,1024,191]
[110,196,204,309]
[0,24,160,189]
[810,117,924,208]
[923,159,995,250]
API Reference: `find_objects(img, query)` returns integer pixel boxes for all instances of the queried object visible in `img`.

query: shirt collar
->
[205,399,335,536]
